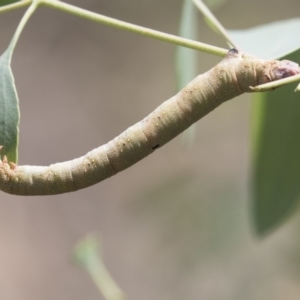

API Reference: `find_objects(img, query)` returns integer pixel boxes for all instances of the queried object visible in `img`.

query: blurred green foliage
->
[0,0,19,7]
[251,50,300,235]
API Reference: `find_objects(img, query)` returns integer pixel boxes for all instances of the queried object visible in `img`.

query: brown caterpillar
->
[0,48,299,196]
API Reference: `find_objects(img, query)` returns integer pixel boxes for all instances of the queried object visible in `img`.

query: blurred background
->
[1,0,300,299]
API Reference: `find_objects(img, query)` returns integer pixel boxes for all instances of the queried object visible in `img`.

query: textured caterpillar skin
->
[0,49,299,195]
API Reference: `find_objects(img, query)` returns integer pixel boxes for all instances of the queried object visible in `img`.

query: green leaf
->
[0,2,38,163]
[203,0,229,9]
[251,50,300,235]
[203,15,221,35]
[177,0,198,88]
[0,50,20,163]
[0,0,19,7]
[228,18,300,59]
[73,235,125,300]
[73,234,102,267]
[177,0,198,147]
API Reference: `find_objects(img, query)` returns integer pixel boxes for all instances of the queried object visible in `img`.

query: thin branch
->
[40,0,228,57]
[192,0,238,49]
[7,0,39,61]
[251,73,300,92]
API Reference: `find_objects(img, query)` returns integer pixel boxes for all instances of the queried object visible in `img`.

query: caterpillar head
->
[268,60,300,81]
[255,59,300,87]
[225,49,300,92]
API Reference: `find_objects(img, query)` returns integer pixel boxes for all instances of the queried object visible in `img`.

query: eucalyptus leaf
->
[251,50,300,235]
[203,15,221,35]
[0,0,19,6]
[0,50,20,163]
[228,18,300,59]
[73,235,125,300]
[177,0,198,147]
[0,2,38,163]
[203,0,228,10]
[177,0,198,88]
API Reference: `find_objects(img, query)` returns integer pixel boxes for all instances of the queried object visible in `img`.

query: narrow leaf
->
[251,50,300,235]
[73,235,125,300]
[177,0,198,147]
[0,50,20,163]
[228,18,300,59]
[0,2,38,163]
[177,0,198,88]
[203,0,229,9]
[0,0,19,7]
[193,0,237,48]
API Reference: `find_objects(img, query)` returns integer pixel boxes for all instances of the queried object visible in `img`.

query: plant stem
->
[251,73,300,92]
[0,0,31,14]
[41,0,228,57]
[7,0,39,62]
[192,0,238,48]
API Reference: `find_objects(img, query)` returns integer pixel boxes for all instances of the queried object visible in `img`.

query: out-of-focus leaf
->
[193,0,236,48]
[251,50,300,235]
[177,0,198,147]
[177,0,198,88]
[0,49,20,163]
[73,235,125,300]
[203,0,228,10]
[203,15,221,35]
[0,0,19,7]
[228,18,300,59]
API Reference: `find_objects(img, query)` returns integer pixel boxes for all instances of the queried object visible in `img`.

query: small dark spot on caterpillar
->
[152,144,160,150]
[226,48,240,59]
[229,48,239,55]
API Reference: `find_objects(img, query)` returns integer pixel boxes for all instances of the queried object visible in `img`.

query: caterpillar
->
[0,48,299,196]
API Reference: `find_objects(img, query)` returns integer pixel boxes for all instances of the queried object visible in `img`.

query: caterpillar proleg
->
[1,49,299,196]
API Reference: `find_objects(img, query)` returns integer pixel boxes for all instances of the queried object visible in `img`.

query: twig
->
[41,0,228,57]
[192,0,238,48]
